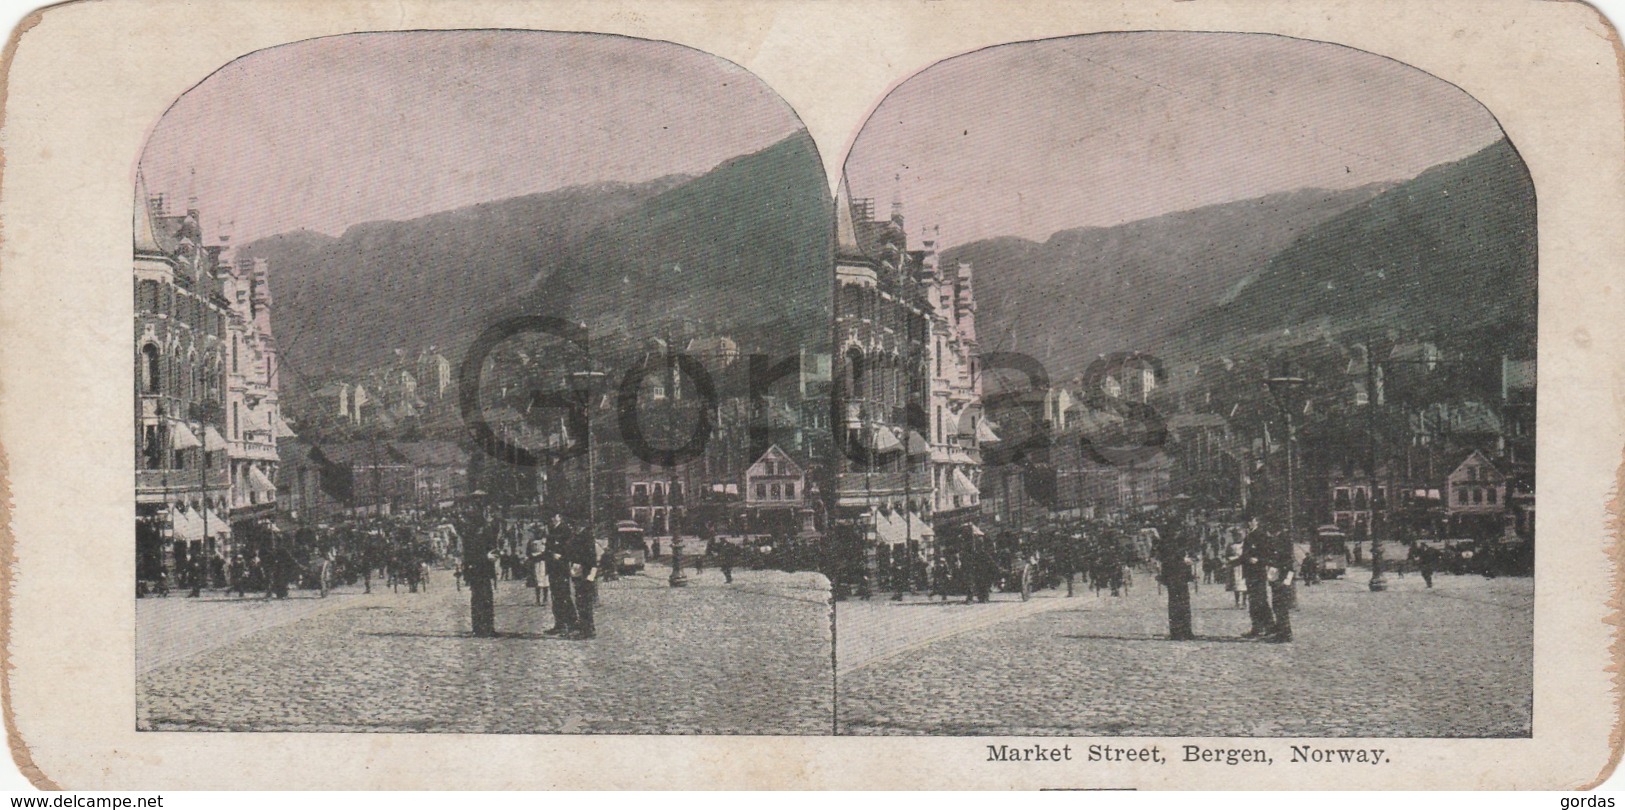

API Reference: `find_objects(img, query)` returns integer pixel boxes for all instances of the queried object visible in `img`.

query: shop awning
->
[976,419,1001,444]
[951,469,980,498]
[274,412,298,439]
[203,510,230,535]
[874,511,906,545]
[869,427,902,453]
[170,422,202,451]
[169,508,203,541]
[204,426,228,452]
[907,430,930,454]
[247,466,277,494]
[901,510,933,539]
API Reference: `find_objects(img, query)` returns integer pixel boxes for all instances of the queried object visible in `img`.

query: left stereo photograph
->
[132,30,837,734]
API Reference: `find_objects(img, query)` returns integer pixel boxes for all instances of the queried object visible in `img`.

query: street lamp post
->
[1365,352,1389,592]
[569,369,608,572]
[1263,366,1308,555]
[663,335,690,588]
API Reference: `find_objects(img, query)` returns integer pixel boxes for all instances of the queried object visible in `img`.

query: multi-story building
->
[744,444,806,510]
[916,228,987,536]
[220,253,291,529]
[832,183,941,586]
[134,176,286,592]
[134,177,233,590]
[279,439,462,520]
[416,347,453,401]
[624,458,690,538]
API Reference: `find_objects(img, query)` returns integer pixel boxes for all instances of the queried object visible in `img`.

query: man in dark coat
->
[567,521,602,639]
[1266,530,1295,642]
[270,537,296,599]
[1239,520,1274,638]
[717,538,736,584]
[973,543,995,603]
[1159,528,1196,641]
[1412,543,1438,588]
[458,506,497,637]
[543,513,577,636]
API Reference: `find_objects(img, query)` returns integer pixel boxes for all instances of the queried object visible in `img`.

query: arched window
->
[142,344,161,394]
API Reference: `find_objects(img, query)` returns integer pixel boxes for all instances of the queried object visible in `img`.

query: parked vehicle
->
[614,521,647,574]
[1313,525,1348,579]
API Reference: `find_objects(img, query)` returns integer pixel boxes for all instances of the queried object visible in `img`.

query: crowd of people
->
[145,513,453,600]
[850,506,1532,644]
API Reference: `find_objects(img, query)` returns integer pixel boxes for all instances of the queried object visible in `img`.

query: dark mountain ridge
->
[243,133,830,383]
[1170,138,1536,359]
[942,183,1395,379]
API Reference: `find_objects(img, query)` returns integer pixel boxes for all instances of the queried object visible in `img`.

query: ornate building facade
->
[221,254,292,526]
[916,227,988,533]
[134,177,232,590]
[134,176,285,591]
[832,181,983,589]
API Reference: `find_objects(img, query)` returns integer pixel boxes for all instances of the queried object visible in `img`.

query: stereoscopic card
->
[0,0,1619,790]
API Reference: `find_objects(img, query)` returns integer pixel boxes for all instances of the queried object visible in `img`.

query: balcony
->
[137,467,229,495]
[189,399,224,423]
[835,471,933,496]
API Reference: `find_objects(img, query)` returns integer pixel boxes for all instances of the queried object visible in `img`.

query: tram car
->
[1313,525,1348,579]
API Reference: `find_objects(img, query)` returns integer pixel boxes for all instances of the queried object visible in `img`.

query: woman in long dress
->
[1227,538,1248,607]
[525,522,549,606]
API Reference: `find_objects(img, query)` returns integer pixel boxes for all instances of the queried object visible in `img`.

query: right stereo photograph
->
[829,30,1536,738]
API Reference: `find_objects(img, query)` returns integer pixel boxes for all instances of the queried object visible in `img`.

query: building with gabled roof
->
[134,174,246,592]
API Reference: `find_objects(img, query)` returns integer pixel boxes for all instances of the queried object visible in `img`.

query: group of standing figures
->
[867,511,1303,644]
[1224,517,1296,643]
[456,510,604,641]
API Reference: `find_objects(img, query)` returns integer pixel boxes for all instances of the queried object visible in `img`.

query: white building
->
[219,252,293,523]
[918,227,988,526]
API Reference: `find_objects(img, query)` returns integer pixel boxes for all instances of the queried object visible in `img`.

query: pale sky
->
[140,31,805,244]
[845,32,1507,247]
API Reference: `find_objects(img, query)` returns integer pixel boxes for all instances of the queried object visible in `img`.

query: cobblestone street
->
[138,565,833,734]
[836,569,1532,737]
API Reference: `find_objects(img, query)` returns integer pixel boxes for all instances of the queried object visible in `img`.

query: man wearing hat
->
[1158,523,1196,641]
[1238,516,1275,638]
[1266,529,1296,642]
[567,519,603,639]
[543,512,577,636]
[459,493,497,637]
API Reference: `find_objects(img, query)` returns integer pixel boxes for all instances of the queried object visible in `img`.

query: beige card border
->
[0,0,1621,790]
